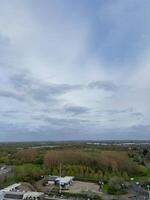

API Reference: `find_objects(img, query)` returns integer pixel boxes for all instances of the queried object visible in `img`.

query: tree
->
[122,172,129,180]
[15,164,43,182]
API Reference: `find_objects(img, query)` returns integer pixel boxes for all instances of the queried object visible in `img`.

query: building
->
[47,176,74,188]
[0,191,44,200]
[55,176,74,188]
[0,183,21,193]
[0,184,44,200]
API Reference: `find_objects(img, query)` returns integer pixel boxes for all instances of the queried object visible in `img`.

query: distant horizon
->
[1,139,150,143]
[0,0,150,141]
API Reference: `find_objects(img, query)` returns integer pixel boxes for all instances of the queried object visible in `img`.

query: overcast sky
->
[0,0,150,141]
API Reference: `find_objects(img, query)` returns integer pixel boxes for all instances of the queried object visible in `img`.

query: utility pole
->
[147,185,150,200]
[59,163,62,194]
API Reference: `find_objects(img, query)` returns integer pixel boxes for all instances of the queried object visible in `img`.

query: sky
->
[0,0,150,141]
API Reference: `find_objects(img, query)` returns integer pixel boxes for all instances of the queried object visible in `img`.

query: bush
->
[108,176,127,195]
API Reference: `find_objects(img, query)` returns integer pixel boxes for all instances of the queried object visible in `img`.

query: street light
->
[59,163,62,194]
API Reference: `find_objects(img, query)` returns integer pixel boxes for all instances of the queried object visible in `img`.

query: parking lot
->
[68,181,101,194]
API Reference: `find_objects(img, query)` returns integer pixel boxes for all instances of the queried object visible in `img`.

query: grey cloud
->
[0,122,92,142]
[1,121,150,142]
[130,124,150,132]
[94,108,133,116]
[9,73,120,106]
[11,73,82,94]
[131,112,143,117]
[0,121,30,135]
[99,108,143,117]
[0,34,12,60]
[88,80,118,91]
[29,83,82,103]
[35,116,90,127]
[64,105,90,115]
[0,88,24,101]
[0,110,32,118]
[0,110,18,118]
[10,73,82,104]
[10,72,31,90]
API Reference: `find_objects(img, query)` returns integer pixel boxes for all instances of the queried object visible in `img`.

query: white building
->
[47,175,74,188]
[55,176,74,187]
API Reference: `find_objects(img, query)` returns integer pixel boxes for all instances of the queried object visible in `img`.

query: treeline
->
[44,150,145,179]
[44,150,143,175]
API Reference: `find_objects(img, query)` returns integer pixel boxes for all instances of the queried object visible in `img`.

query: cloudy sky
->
[0,0,150,141]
